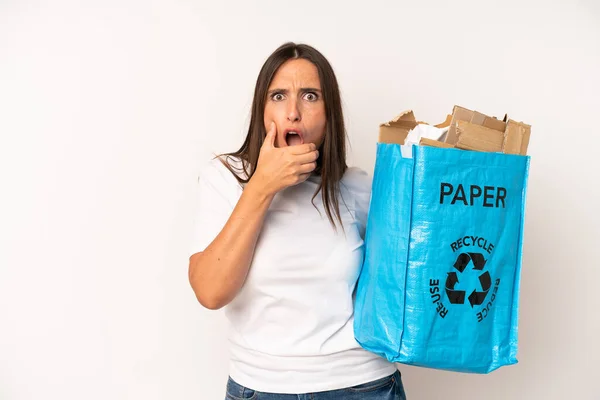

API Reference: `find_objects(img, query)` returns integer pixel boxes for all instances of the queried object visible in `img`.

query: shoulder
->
[197,154,246,187]
[340,166,372,233]
[195,155,246,206]
[340,166,373,215]
[340,166,372,198]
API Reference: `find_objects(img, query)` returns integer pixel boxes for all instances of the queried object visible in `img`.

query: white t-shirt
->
[189,156,397,394]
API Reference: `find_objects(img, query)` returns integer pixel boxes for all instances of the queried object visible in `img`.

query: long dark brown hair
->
[220,42,348,230]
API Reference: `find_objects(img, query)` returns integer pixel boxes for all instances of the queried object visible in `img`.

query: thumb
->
[263,122,277,148]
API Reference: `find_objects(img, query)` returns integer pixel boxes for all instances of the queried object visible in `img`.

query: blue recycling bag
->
[354,143,530,373]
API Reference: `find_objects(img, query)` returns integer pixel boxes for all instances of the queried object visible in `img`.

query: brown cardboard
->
[503,120,532,155]
[420,138,454,148]
[455,120,504,152]
[385,110,417,126]
[444,105,476,144]
[434,114,452,129]
[378,125,411,145]
[469,111,487,126]
[445,106,508,145]
[483,117,507,132]
[378,106,531,155]
[378,110,418,145]
[471,111,507,132]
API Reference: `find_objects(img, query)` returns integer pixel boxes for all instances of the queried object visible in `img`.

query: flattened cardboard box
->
[378,106,531,156]
[503,120,531,155]
[420,137,454,149]
[378,110,418,145]
[455,120,504,153]
[379,111,451,146]
[444,105,507,146]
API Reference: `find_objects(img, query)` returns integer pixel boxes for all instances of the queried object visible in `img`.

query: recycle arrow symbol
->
[468,253,488,270]
[467,270,492,308]
[447,252,492,307]
[445,271,466,304]
[454,252,487,272]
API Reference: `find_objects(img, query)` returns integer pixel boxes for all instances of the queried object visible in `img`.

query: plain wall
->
[1,0,598,399]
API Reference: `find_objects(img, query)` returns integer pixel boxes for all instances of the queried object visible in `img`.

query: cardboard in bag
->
[419,137,454,148]
[503,120,531,155]
[379,105,531,156]
[444,106,474,145]
[378,110,418,145]
[434,114,452,129]
[455,120,505,152]
[471,111,507,132]
[444,105,508,146]
[379,111,450,146]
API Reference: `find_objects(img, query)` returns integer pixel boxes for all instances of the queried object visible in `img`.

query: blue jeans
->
[225,369,406,400]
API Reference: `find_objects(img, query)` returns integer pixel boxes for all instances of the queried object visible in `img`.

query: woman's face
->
[263,58,327,148]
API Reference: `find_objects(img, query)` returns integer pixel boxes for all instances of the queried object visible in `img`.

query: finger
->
[298,162,317,174]
[296,172,312,184]
[288,143,317,155]
[263,122,277,148]
[296,150,319,164]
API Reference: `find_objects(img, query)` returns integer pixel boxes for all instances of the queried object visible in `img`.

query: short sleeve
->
[188,158,242,258]
[341,167,373,239]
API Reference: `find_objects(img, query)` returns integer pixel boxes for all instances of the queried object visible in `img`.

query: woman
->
[188,42,406,400]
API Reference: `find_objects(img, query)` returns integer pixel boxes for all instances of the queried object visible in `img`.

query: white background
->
[1,1,599,399]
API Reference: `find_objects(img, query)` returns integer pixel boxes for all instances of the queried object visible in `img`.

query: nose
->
[286,98,301,122]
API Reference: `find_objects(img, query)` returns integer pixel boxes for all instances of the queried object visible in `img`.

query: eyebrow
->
[267,87,322,96]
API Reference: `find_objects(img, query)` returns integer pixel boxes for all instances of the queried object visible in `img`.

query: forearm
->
[188,181,273,309]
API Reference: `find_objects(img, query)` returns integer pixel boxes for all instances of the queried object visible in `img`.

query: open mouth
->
[285,130,304,146]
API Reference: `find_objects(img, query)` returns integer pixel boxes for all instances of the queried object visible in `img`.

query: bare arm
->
[188,122,318,309]
[188,181,272,309]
